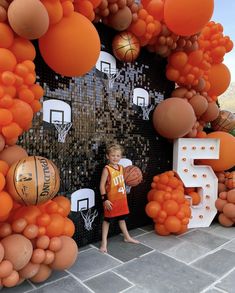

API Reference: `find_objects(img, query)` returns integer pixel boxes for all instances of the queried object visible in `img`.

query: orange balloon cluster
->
[170,86,219,138]
[146,171,191,236]
[74,0,101,21]
[0,195,77,287]
[147,23,199,58]
[0,24,43,144]
[216,171,235,193]
[166,49,211,89]
[128,8,161,46]
[0,233,78,286]
[198,21,233,65]
[215,189,235,227]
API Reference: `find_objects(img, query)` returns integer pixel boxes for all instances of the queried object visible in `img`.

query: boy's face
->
[106,150,122,165]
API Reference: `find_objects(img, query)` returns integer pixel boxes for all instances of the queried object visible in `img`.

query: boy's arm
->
[100,167,109,195]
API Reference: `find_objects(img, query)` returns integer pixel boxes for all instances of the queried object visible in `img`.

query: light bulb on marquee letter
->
[173,138,220,228]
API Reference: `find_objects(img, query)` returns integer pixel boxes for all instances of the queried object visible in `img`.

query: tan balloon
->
[1,234,33,271]
[8,0,49,40]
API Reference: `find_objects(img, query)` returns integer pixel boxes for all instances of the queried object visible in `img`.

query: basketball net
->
[103,68,121,90]
[80,208,98,231]
[54,122,72,143]
[141,104,154,120]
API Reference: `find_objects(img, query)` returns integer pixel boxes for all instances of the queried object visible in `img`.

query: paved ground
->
[1,223,235,293]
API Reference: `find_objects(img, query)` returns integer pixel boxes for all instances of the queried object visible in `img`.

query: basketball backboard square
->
[71,188,95,212]
[50,110,64,124]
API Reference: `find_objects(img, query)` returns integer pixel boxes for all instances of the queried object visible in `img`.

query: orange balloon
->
[169,51,188,69]
[46,214,65,237]
[145,201,161,218]
[41,0,63,25]
[163,199,179,216]
[39,12,100,77]
[154,223,170,236]
[30,264,52,283]
[200,131,235,171]
[164,216,182,233]
[63,217,75,237]
[0,160,9,176]
[0,23,14,48]
[10,99,34,130]
[207,63,231,96]
[53,196,71,217]
[0,48,17,72]
[0,191,13,217]
[10,37,36,62]
[164,0,214,36]
[218,213,234,227]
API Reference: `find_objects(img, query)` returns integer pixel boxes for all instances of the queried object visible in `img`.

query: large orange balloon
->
[200,132,235,172]
[0,145,28,166]
[7,0,49,40]
[152,98,196,139]
[164,0,214,36]
[207,63,231,96]
[39,12,100,77]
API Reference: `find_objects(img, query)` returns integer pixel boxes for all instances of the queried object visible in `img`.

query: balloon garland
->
[0,0,234,286]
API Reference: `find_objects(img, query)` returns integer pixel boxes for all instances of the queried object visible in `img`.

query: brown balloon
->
[1,234,33,271]
[0,134,5,152]
[19,261,40,279]
[8,0,49,40]
[0,145,28,166]
[189,95,208,117]
[30,264,52,283]
[109,6,132,31]
[50,236,78,270]
[200,102,219,122]
[218,213,234,227]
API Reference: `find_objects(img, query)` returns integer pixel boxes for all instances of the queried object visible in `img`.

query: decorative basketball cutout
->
[124,165,143,187]
[6,156,60,205]
[211,110,235,133]
[112,31,140,63]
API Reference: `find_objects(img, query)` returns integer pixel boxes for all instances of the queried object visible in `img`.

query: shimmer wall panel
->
[19,24,174,247]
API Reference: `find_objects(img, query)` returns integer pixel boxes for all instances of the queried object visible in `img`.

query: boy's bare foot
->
[99,243,108,253]
[124,237,140,244]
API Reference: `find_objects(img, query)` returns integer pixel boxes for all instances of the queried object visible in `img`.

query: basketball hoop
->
[103,67,121,90]
[80,208,98,231]
[54,122,72,143]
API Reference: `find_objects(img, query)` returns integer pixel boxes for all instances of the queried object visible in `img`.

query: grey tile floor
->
[1,223,235,293]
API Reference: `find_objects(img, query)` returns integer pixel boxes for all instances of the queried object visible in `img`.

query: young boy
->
[99,143,139,253]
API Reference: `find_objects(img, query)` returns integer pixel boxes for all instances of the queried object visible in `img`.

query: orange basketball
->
[124,165,143,187]
[112,31,140,63]
[6,156,60,205]
[211,110,235,133]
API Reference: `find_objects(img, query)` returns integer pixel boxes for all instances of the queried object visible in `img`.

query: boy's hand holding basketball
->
[104,200,113,211]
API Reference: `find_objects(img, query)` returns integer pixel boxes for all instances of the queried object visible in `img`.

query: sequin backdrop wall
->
[19,24,175,247]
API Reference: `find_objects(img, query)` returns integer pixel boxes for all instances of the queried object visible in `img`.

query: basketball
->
[211,110,235,133]
[112,31,140,63]
[124,165,143,187]
[6,156,60,205]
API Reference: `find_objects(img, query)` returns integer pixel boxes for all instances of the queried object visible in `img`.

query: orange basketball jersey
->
[104,164,129,218]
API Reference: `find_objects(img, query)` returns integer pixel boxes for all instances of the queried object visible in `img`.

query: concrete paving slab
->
[68,248,122,281]
[114,251,215,293]
[178,230,229,250]
[192,249,235,278]
[84,271,132,293]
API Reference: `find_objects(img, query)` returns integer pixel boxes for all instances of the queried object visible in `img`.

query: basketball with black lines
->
[211,110,235,132]
[6,156,60,205]
[112,31,140,63]
[124,165,143,187]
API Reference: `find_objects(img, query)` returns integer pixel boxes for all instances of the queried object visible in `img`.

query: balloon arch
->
[0,0,234,288]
